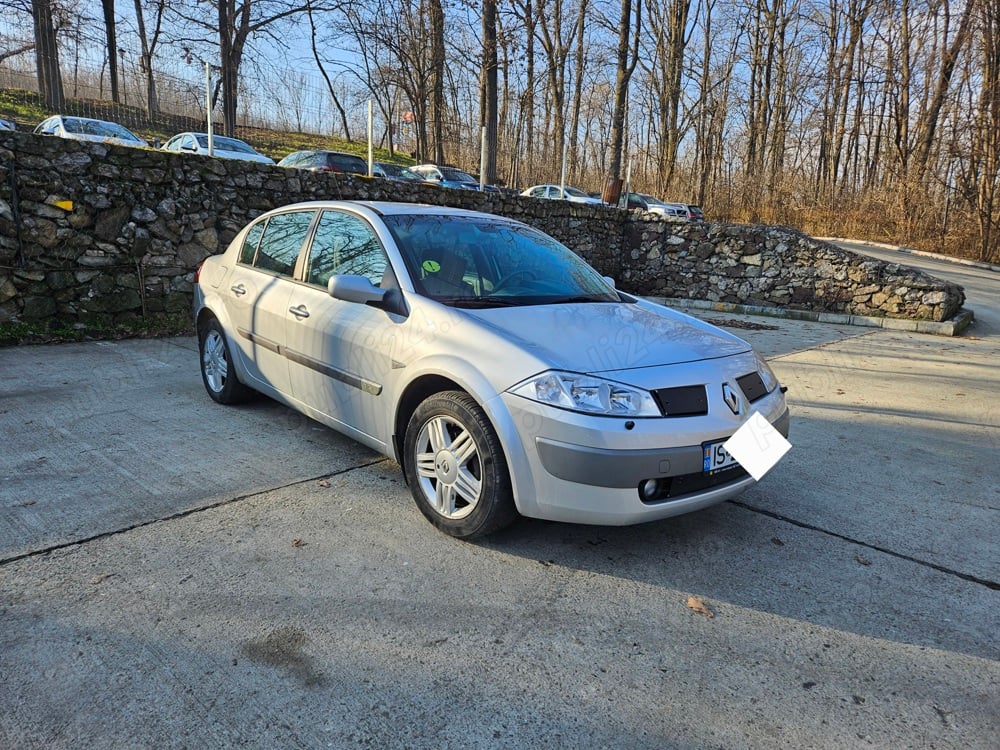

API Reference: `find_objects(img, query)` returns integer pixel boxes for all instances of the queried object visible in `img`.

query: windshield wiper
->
[446,297,526,308]
[545,295,617,304]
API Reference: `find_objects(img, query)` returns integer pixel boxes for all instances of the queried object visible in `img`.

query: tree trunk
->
[133,0,161,120]
[102,0,119,103]
[481,0,498,184]
[608,0,641,182]
[428,0,446,164]
[31,0,64,111]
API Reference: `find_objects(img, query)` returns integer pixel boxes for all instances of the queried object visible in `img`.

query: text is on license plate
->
[703,440,740,473]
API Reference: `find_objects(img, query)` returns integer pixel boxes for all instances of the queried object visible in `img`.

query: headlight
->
[510,371,661,417]
[754,351,780,393]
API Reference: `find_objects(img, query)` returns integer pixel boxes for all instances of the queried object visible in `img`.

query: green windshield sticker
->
[422,259,441,273]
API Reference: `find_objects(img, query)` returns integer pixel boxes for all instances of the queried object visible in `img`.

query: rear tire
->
[404,391,517,539]
[199,317,252,404]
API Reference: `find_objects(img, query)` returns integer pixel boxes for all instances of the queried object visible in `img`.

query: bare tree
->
[482,0,498,183]
[428,0,446,163]
[607,0,642,187]
[134,0,166,119]
[535,0,582,168]
[171,1,335,136]
[31,0,64,109]
[101,0,119,102]
[645,0,691,190]
[968,0,1000,261]
[305,0,351,140]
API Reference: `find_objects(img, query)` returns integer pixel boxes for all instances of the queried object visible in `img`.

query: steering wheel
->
[491,270,536,293]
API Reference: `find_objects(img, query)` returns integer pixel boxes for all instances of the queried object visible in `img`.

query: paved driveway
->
[1,250,997,748]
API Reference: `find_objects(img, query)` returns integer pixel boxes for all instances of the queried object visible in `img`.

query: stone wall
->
[0,130,964,330]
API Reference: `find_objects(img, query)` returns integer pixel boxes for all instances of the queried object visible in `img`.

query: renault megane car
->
[194,201,789,538]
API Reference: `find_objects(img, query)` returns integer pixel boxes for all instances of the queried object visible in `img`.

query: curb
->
[645,297,975,338]
[814,237,1000,273]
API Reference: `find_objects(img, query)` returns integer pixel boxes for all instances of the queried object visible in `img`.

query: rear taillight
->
[194,261,204,284]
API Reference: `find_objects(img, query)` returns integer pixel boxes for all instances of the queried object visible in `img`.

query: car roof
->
[257,200,518,222]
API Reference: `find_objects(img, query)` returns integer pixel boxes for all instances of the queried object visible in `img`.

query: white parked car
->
[521,184,604,205]
[194,201,789,538]
[33,115,146,148]
[162,132,273,164]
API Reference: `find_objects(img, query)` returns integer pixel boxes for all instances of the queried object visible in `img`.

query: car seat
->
[420,247,474,296]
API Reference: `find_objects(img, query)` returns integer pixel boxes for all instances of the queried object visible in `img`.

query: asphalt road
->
[1,244,997,749]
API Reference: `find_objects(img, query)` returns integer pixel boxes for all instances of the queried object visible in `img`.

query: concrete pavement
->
[1,255,997,748]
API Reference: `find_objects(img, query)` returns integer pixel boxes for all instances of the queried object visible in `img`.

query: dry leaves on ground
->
[687,596,714,618]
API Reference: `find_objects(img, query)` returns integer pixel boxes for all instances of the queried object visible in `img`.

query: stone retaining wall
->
[0,130,964,330]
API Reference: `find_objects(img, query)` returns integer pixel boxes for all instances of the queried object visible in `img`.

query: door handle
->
[230,283,247,296]
[289,304,310,319]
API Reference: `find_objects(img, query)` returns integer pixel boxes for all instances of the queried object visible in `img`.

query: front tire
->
[199,317,252,404]
[403,391,517,539]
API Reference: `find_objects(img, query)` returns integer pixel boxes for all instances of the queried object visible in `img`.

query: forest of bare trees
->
[1,0,998,262]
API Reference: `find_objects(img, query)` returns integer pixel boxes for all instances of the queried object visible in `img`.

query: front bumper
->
[496,386,790,526]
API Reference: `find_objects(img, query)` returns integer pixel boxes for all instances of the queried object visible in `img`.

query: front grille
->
[651,385,708,417]
[639,464,749,504]
[737,372,769,403]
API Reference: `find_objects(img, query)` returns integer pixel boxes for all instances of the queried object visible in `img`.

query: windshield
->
[383,214,621,308]
[563,186,589,198]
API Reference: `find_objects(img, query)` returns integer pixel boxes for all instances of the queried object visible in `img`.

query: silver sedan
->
[194,201,789,538]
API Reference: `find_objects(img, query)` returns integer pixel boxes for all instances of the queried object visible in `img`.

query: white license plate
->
[703,440,740,474]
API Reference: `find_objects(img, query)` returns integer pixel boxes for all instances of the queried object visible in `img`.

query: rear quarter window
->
[239,221,265,265]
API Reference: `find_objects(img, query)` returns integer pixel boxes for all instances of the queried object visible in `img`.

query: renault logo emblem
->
[722,383,743,415]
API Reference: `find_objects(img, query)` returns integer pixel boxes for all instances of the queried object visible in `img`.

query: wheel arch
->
[392,374,465,476]
[391,369,534,517]
[195,304,253,389]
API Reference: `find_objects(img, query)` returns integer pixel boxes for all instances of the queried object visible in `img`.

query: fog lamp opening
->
[640,479,661,501]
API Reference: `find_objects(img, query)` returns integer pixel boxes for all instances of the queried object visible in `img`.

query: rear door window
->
[253,211,315,277]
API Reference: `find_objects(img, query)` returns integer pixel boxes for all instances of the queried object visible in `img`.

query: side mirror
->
[329,275,407,315]
[328,275,387,305]
[603,276,616,289]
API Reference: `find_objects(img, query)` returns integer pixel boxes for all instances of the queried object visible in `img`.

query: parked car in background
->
[162,132,274,164]
[622,192,680,217]
[373,162,425,182]
[685,204,706,221]
[621,193,701,220]
[34,115,146,148]
[193,200,789,539]
[520,184,604,205]
[410,164,500,192]
[278,149,367,175]
[0,118,16,131]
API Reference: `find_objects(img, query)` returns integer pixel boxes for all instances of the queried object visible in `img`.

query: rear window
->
[326,153,367,174]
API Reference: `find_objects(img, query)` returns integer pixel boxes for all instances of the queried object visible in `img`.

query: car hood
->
[214,148,274,164]
[464,299,749,373]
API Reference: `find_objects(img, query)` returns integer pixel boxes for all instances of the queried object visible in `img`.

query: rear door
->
[224,209,316,398]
